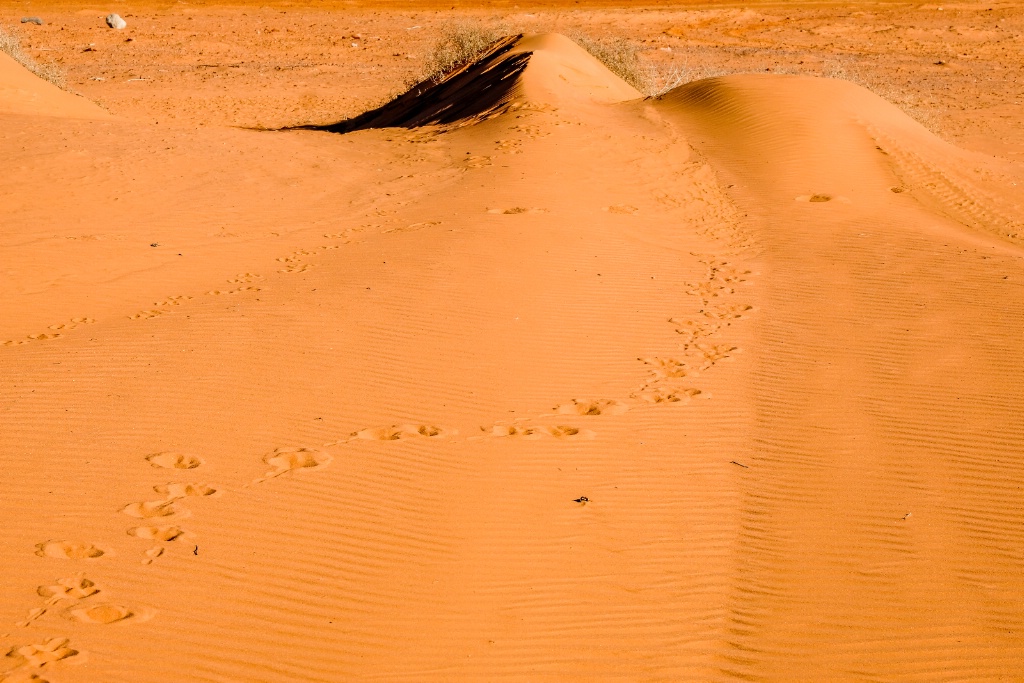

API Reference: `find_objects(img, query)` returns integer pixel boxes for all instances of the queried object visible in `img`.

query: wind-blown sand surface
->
[2,4,1024,681]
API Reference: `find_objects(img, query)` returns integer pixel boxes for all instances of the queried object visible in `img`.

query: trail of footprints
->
[7,208,753,681]
[2,318,95,347]
[632,255,752,403]
[3,454,217,681]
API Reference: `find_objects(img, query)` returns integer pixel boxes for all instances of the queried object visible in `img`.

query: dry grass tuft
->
[822,58,936,129]
[0,25,68,90]
[567,31,652,94]
[422,21,508,84]
[567,31,730,98]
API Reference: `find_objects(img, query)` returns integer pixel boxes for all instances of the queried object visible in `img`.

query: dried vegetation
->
[0,25,68,90]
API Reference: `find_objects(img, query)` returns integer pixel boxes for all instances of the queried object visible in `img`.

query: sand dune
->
[0,52,108,119]
[2,28,1024,682]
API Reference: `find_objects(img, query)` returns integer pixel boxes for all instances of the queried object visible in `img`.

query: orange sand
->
[2,4,1024,681]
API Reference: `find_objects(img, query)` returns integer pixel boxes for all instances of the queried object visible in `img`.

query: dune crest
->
[303,32,640,133]
[658,74,1024,245]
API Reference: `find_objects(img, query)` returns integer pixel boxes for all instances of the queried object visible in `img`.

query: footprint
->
[696,343,738,364]
[639,357,689,378]
[153,295,191,307]
[494,139,522,153]
[668,318,719,343]
[259,447,332,480]
[554,399,629,416]
[603,204,639,215]
[17,577,100,627]
[545,425,596,439]
[716,268,752,284]
[25,333,61,341]
[686,281,733,300]
[703,303,753,321]
[464,155,492,168]
[349,425,450,441]
[65,603,139,625]
[153,483,216,499]
[475,423,593,440]
[486,207,548,215]
[127,525,184,542]
[146,452,203,470]
[225,273,263,284]
[632,387,703,404]
[3,638,79,668]
[142,547,164,565]
[37,576,99,602]
[383,220,442,234]
[34,542,104,560]
[278,263,313,274]
[477,424,542,439]
[128,310,163,320]
[120,500,189,520]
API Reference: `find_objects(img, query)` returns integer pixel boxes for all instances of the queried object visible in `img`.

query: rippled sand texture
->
[2,13,1024,683]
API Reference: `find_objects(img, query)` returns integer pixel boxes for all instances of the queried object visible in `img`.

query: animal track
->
[695,343,738,366]
[278,263,314,274]
[127,525,185,542]
[477,424,543,439]
[464,155,492,168]
[384,220,441,234]
[34,542,104,560]
[486,207,548,215]
[639,357,690,379]
[349,424,450,441]
[2,318,96,347]
[37,576,99,603]
[603,204,639,215]
[205,286,261,295]
[475,423,595,440]
[494,139,522,153]
[668,317,720,344]
[509,123,549,138]
[153,295,192,307]
[142,547,164,565]
[225,273,263,284]
[259,447,333,481]
[153,483,216,499]
[546,425,594,439]
[703,303,753,320]
[554,399,629,416]
[120,500,189,520]
[146,452,203,469]
[65,603,138,625]
[17,576,100,627]
[3,637,79,669]
[128,310,164,320]
[276,250,319,274]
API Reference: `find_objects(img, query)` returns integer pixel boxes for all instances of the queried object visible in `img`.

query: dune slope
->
[1,35,1023,682]
[0,52,109,119]
[656,74,1024,678]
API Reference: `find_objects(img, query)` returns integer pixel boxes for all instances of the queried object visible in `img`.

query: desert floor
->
[2,2,1024,681]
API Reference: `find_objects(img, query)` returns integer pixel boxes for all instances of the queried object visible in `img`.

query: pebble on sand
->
[106,14,127,30]
[21,17,44,25]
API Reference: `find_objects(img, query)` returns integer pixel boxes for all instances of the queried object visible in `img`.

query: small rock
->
[106,13,127,30]
[21,17,44,25]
